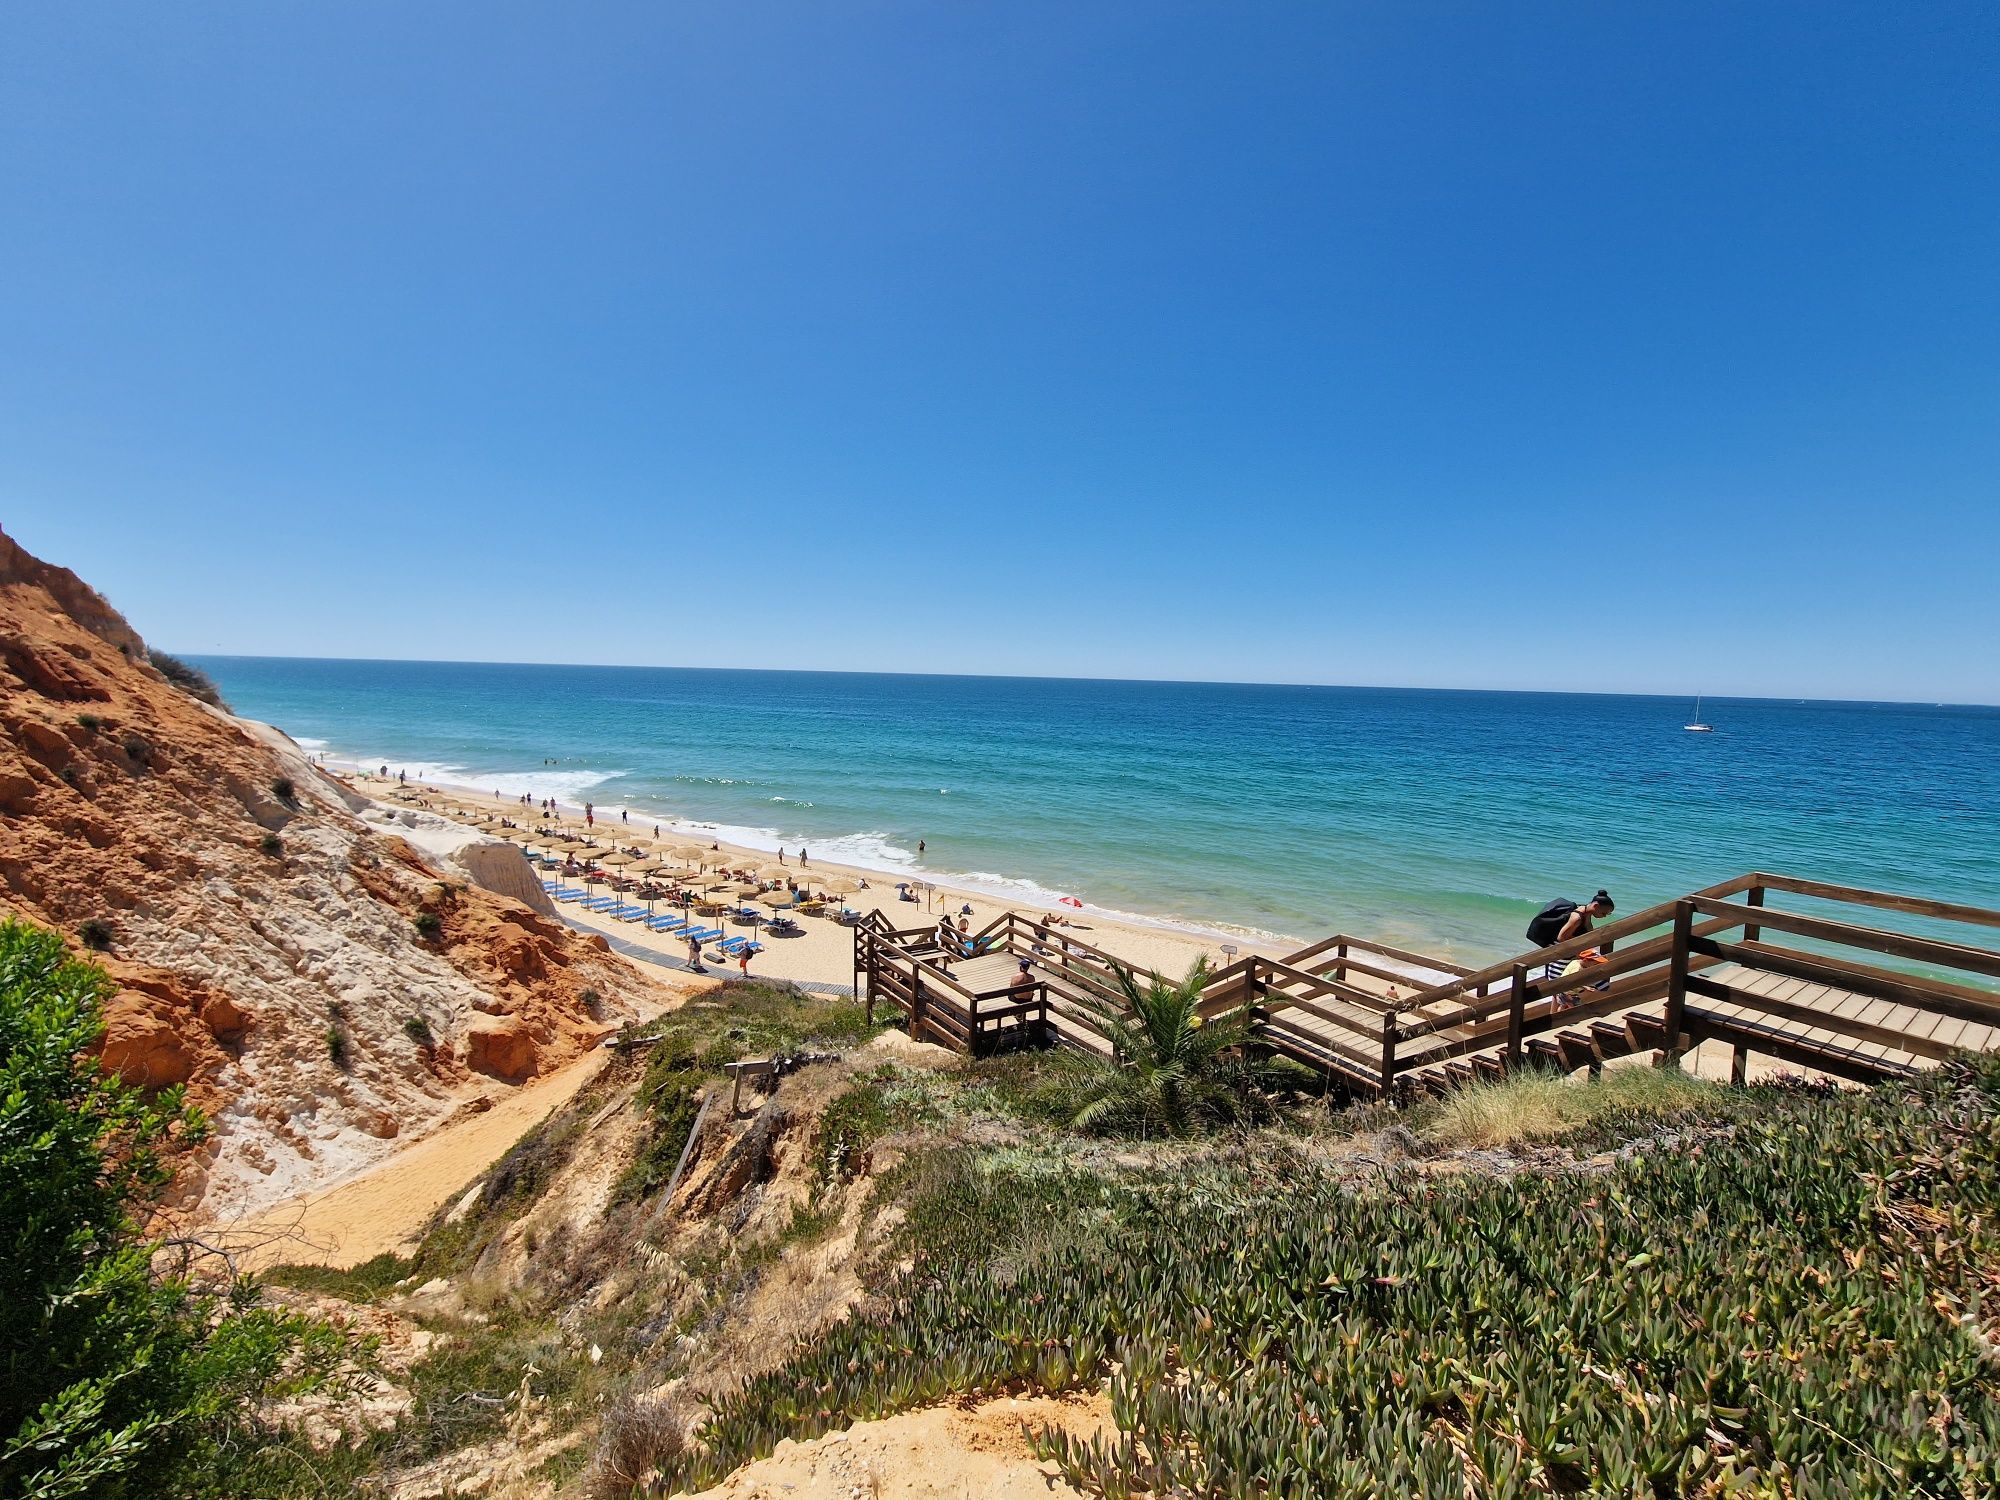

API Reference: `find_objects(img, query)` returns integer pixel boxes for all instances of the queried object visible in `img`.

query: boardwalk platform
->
[855,873,2000,1098]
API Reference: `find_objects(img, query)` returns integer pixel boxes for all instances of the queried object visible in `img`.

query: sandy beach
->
[342,769,1248,996]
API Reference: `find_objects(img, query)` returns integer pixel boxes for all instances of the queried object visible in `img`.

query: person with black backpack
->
[1526,890,1615,983]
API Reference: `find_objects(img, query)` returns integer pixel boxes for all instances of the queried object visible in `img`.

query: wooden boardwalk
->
[856,873,2000,1097]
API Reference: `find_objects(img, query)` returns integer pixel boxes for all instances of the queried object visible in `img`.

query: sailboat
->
[1684,695,1714,733]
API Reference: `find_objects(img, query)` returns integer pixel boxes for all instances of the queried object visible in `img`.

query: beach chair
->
[552,887,587,902]
[679,925,724,945]
[611,904,651,921]
[712,936,764,960]
[581,895,621,912]
[645,915,691,934]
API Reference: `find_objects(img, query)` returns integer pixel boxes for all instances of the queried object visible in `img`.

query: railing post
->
[910,965,925,1042]
[1379,1008,1398,1098]
[1661,898,1693,1064]
[1506,963,1528,1068]
[1745,882,1765,945]
[1335,940,1348,985]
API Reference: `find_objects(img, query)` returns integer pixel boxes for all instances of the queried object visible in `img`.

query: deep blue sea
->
[190,657,2000,965]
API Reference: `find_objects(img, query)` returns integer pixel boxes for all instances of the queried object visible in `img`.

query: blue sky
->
[3,2,1995,702]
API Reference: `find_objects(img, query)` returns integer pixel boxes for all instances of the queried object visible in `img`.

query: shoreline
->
[333,762,1436,996]
[326,751,1323,958]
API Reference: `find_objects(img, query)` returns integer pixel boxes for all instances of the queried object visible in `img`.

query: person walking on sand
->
[686,934,704,972]
[799,847,808,866]
[738,943,753,978]
[1526,889,1614,983]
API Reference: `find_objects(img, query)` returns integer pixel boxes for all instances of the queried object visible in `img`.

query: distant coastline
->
[202,656,2000,967]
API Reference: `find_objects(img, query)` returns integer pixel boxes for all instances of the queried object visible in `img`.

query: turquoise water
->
[190,657,2000,964]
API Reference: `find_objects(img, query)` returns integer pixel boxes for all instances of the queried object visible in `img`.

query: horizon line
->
[177,650,2000,712]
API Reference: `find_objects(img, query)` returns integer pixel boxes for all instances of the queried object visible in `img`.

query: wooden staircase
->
[855,874,2000,1098]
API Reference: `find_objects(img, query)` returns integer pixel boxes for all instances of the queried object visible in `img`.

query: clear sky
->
[3,2,1995,703]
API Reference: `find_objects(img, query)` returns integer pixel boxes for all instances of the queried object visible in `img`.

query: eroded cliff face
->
[0,525,663,1213]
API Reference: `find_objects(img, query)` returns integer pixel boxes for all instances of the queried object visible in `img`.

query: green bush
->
[268,777,295,805]
[75,714,102,733]
[259,833,283,859]
[149,652,226,709]
[0,918,348,1497]
[402,1014,434,1047]
[77,918,113,952]
[120,733,152,765]
[412,911,443,941]
[325,1025,348,1069]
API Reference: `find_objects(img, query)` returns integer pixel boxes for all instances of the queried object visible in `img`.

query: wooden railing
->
[854,873,2000,1094]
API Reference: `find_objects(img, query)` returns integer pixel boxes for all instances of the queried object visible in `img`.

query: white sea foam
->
[333,754,626,805]
[293,736,330,750]
[318,754,1296,950]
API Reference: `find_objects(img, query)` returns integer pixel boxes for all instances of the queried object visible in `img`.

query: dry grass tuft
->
[1424,1063,1718,1150]
[588,1390,690,1499]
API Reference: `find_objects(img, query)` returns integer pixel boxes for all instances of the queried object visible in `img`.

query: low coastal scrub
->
[656,1059,2000,1496]
[149,650,227,709]
[0,919,350,1499]
[615,981,891,1204]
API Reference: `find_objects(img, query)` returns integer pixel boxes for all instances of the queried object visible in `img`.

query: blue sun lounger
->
[610,904,651,921]
[646,915,693,934]
[712,936,764,960]
[677,925,724,945]
[581,895,621,912]
[550,886,589,902]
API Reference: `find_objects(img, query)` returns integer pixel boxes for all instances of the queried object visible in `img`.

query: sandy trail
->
[214,1045,616,1271]
[670,1392,1107,1500]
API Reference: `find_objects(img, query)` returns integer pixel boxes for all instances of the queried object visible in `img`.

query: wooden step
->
[1525,1037,1567,1069]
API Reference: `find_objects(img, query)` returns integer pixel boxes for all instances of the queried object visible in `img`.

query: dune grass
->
[1421,1062,1722,1149]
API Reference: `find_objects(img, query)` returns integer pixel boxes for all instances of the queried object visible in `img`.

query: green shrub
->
[77,918,113,952]
[149,651,226,709]
[0,918,348,1497]
[412,911,443,941]
[121,732,152,765]
[259,833,283,858]
[325,1026,348,1069]
[76,713,102,733]
[402,1014,435,1047]
[269,776,295,805]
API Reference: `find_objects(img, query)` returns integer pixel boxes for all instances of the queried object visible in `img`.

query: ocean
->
[189,657,2000,965]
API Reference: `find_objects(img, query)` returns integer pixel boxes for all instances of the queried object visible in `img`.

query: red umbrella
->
[1058,895,1084,908]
